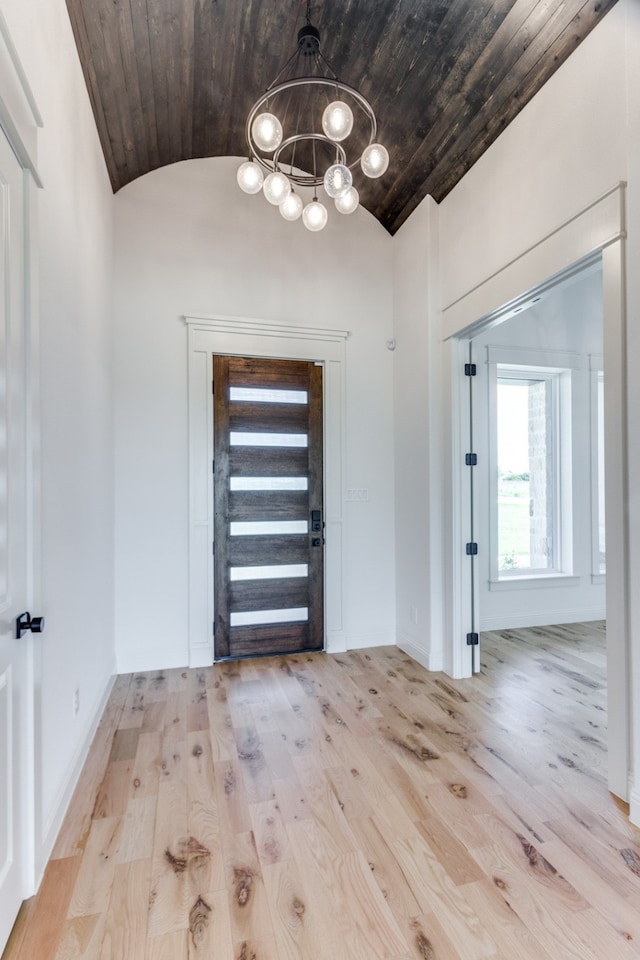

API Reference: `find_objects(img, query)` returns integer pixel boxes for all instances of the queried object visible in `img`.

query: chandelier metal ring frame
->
[236,8,390,231]
[246,77,378,189]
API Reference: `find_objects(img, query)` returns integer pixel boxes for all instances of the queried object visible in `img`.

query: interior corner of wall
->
[397,631,431,672]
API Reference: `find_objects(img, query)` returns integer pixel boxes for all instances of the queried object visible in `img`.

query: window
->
[488,349,575,582]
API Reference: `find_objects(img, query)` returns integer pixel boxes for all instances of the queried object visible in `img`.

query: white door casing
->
[442,184,629,802]
[186,315,348,667]
[0,127,32,953]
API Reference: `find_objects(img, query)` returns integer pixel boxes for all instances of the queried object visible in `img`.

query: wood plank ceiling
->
[65,0,618,235]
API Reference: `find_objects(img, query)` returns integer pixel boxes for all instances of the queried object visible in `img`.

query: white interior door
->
[0,128,32,951]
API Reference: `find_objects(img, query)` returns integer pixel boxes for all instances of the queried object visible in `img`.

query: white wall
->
[1,0,116,878]
[113,157,395,672]
[472,267,605,629]
[392,196,444,670]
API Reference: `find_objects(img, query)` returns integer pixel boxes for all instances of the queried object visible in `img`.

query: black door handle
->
[16,612,45,639]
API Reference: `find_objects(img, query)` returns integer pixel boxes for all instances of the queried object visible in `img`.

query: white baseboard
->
[116,651,189,674]
[345,631,394,651]
[479,608,606,632]
[36,670,116,884]
[396,632,442,672]
[326,631,347,654]
[189,646,214,668]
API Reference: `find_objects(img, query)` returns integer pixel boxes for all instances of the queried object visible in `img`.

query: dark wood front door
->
[213,356,324,659]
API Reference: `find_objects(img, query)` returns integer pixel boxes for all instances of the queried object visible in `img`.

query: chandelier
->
[236,2,389,232]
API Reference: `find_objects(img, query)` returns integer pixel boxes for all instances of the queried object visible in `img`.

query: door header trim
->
[185,314,349,343]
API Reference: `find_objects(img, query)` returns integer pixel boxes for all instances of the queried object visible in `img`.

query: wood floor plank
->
[55,914,106,960]
[469,841,599,960]
[187,669,210,734]
[269,774,312,825]
[7,621,640,960]
[145,929,187,960]
[223,830,275,946]
[130,731,162,799]
[3,858,80,960]
[186,888,233,957]
[67,817,123,919]
[288,819,408,959]
[214,757,252,838]
[147,781,189,938]
[346,814,423,919]
[92,759,135,820]
[261,858,327,960]
[99,859,151,959]
[393,834,498,959]
[536,836,640,946]
[232,936,281,960]
[207,682,238,762]
[462,879,556,960]
[249,797,292,868]
[117,796,157,864]
[187,730,219,835]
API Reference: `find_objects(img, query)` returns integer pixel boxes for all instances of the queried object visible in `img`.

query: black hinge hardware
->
[464,363,477,377]
[466,633,479,646]
[465,453,477,466]
[466,542,478,556]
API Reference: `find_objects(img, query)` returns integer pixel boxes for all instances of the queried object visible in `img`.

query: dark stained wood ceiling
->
[65,0,618,235]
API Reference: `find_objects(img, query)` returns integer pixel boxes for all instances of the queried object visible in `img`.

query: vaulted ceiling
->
[65,0,618,235]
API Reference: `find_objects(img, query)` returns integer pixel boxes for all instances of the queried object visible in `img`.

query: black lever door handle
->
[16,612,45,639]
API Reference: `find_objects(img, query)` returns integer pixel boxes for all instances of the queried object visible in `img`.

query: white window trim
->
[489,573,579,592]
[487,348,577,584]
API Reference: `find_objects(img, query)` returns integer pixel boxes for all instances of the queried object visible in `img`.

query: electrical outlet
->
[73,687,80,717]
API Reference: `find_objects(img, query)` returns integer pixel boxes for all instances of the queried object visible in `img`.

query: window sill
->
[489,574,579,592]
[591,573,606,585]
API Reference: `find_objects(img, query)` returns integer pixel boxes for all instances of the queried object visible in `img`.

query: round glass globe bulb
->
[323,163,352,199]
[279,192,303,221]
[322,101,354,142]
[334,186,359,215]
[263,171,291,206]
[251,112,283,153]
[302,200,328,232]
[361,142,390,178]
[236,160,264,194]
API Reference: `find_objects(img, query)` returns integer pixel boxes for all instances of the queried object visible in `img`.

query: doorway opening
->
[469,261,604,631]
[445,221,630,799]
[465,262,607,788]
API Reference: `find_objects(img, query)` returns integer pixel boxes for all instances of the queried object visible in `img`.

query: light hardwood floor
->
[5,621,640,959]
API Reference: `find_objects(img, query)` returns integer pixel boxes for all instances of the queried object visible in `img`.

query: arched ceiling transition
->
[65,0,618,235]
